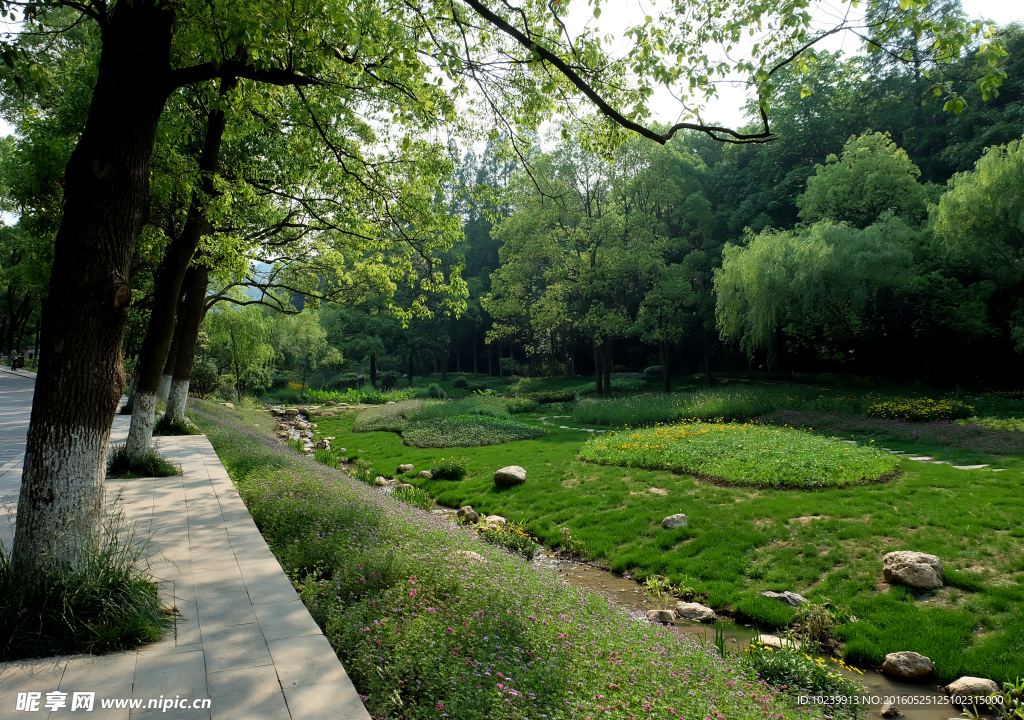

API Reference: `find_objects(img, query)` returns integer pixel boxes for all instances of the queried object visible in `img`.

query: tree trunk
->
[408,349,415,387]
[703,325,714,387]
[124,78,233,460]
[441,350,448,380]
[33,321,40,361]
[166,265,209,422]
[660,341,671,393]
[12,0,176,582]
[498,342,503,377]
[156,317,182,401]
[370,352,377,389]
[488,342,493,376]
[593,338,603,395]
[455,338,462,373]
[601,340,612,397]
[472,332,478,375]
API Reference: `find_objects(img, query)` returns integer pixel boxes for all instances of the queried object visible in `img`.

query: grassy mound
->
[192,401,837,720]
[579,421,899,488]
[106,442,179,478]
[403,414,545,448]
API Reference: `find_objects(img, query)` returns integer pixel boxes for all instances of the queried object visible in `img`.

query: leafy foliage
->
[866,397,975,422]
[477,521,540,560]
[430,456,469,480]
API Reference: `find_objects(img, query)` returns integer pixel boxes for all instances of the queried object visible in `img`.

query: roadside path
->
[0,373,370,720]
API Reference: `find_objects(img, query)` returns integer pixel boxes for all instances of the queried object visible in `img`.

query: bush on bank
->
[191,401,841,720]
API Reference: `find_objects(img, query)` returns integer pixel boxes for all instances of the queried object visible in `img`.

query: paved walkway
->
[0,373,370,720]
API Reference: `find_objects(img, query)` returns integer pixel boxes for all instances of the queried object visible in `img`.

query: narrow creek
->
[431,506,961,720]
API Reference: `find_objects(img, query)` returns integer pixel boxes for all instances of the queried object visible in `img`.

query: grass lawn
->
[311,400,1024,684]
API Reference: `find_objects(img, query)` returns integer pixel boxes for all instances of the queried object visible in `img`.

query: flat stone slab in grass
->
[494,465,527,487]
[908,456,933,461]
[759,590,807,606]
[952,464,989,470]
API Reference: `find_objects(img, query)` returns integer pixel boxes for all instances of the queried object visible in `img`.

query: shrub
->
[478,521,540,560]
[430,456,468,480]
[403,415,546,448]
[506,398,541,414]
[467,382,485,392]
[613,364,627,372]
[107,442,180,478]
[644,365,663,376]
[426,383,447,399]
[517,389,576,403]
[305,387,415,405]
[0,505,169,660]
[154,412,201,436]
[452,376,469,389]
[573,377,646,394]
[579,421,899,488]
[744,642,864,702]
[352,400,423,433]
[867,397,975,422]
[379,370,400,391]
[189,361,221,398]
[573,393,681,426]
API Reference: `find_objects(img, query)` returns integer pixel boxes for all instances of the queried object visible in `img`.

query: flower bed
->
[403,415,546,448]
[579,421,899,488]
[866,397,974,422]
[191,402,837,720]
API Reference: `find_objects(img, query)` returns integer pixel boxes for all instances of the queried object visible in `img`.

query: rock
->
[299,431,313,439]
[883,551,944,589]
[275,431,289,438]
[285,408,299,416]
[675,602,716,623]
[881,651,933,678]
[222,402,234,409]
[880,703,902,718]
[374,476,395,487]
[661,513,688,529]
[417,471,433,479]
[484,515,507,526]
[314,440,330,450]
[945,677,1000,701]
[386,401,396,404]
[454,550,486,564]
[394,484,414,491]
[398,463,415,473]
[457,506,481,523]
[755,634,801,650]
[494,466,527,487]
[759,590,808,606]
[646,609,676,624]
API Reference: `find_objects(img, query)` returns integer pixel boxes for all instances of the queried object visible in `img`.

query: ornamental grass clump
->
[866,397,974,422]
[477,520,541,560]
[106,442,179,478]
[745,642,864,703]
[191,401,836,720]
[579,421,898,488]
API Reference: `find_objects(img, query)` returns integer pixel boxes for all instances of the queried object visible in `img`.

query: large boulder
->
[484,515,507,526]
[661,514,688,529]
[759,590,807,606]
[945,677,1000,701]
[285,408,299,416]
[755,634,801,650]
[883,551,944,589]
[494,466,527,487]
[398,463,415,474]
[417,470,433,479]
[880,704,902,718]
[881,651,933,678]
[646,609,676,624]
[457,506,481,523]
[675,602,716,623]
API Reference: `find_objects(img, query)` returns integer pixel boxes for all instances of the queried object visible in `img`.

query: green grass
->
[578,422,899,488]
[308,406,1024,683]
[0,506,170,659]
[154,412,201,436]
[191,400,830,720]
[106,442,180,478]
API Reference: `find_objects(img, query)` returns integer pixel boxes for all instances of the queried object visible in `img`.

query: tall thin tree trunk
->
[157,317,182,401]
[498,342,503,377]
[370,352,377,389]
[125,78,233,461]
[472,332,478,375]
[601,341,612,397]
[455,338,462,373]
[34,321,40,361]
[703,325,714,387]
[488,342,493,376]
[166,265,209,422]
[441,351,448,380]
[660,341,671,393]
[13,0,176,581]
[593,338,603,395]
[408,349,414,387]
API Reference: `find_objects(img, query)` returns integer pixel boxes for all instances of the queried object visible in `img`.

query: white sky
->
[0,0,1020,142]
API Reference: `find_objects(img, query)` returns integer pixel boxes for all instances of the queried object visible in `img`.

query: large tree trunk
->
[441,350,449,381]
[369,352,377,389]
[166,265,210,422]
[408,349,414,387]
[156,318,182,401]
[12,0,175,581]
[593,338,603,395]
[125,82,232,460]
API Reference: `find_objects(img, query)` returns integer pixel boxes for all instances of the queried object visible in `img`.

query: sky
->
[0,0,1020,141]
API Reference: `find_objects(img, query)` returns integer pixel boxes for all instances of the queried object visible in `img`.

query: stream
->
[431,507,962,720]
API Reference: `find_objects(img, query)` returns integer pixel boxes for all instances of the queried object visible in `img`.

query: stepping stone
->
[560,426,569,429]
[952,464,988,470]
[909,456,933,461]
[930,461,950,465]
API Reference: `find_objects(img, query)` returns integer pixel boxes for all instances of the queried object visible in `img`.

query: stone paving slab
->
[0,373,370,720]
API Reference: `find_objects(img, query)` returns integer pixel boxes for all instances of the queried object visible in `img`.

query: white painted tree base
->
[166,380,190,421]
[125,391,157,460]
[156,374,172,401]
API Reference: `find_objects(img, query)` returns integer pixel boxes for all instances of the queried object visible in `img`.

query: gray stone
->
[880,703,902,718]
[882,651,933,678]
[494,465,527,487]
[661,513,688,529]
[397,463,414,473]
[223,402,235,409]
[759,590,808,606]
[646,609,676,624]
[675,601,716,623]
[374,476,395,487]
[457,506,480,523]
[417,470,433,479]
[755,634,801,650]
[394,483,414,491]
[484,515,507,526]
[945,677,1000,700]
[883,551,944,589]
[285,408,299,416]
